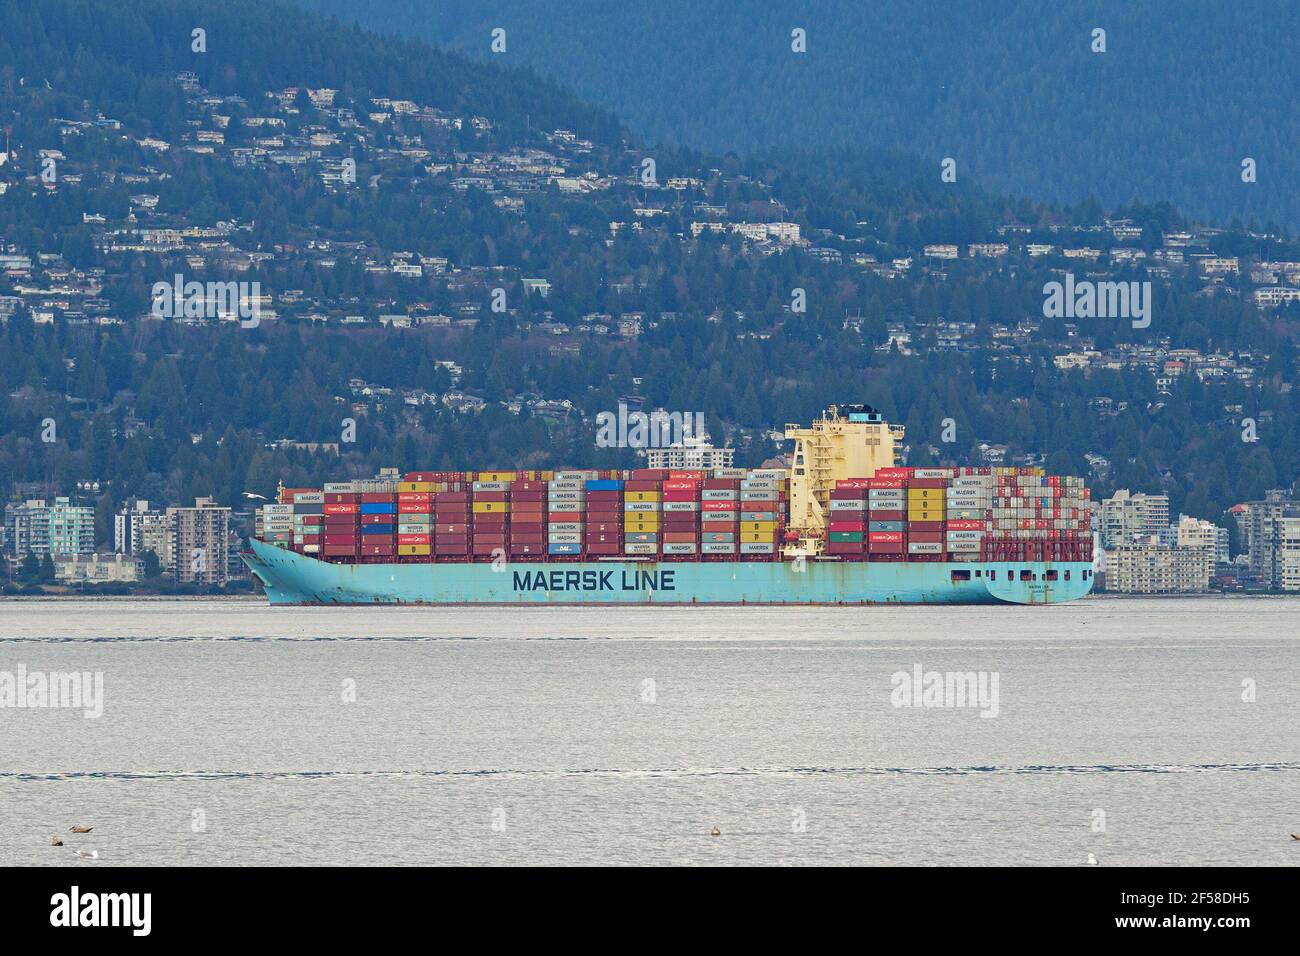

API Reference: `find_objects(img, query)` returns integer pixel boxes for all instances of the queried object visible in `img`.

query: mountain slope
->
[294,0,1300,230]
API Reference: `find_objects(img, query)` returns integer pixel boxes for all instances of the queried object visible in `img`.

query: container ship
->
[243,405,1095,605]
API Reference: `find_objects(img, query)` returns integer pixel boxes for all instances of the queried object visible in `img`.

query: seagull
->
[70,825,93,833]
[1291,833,1300,841]
[710,826,721,837]
[75,849,99,860]
[1087,852,1099,865]
[50,836,63,846]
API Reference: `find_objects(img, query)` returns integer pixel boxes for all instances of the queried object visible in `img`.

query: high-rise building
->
[167,497,231,585]
[114,499,172,567]
[2,498,95,559]
[1100,490,1169,548]
[1103,538,1212,593]
[1236,489,1299,588]
[1174,514,1230,568]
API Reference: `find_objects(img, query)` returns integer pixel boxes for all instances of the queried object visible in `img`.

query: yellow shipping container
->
[472,501,510,514]
[908,509,945,522]
[742,531,776,543]
[477,472,517,483]
[625,490,662,502]
[399,482,434,493]
[626,519,661,532]
[398,544,432,556]
[907,488,944,500]
[742,520,777,533]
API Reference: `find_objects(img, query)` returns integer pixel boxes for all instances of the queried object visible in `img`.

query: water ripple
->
[3,761,1297,782]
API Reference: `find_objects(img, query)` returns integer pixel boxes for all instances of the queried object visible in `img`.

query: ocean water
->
[1,595,1297,866]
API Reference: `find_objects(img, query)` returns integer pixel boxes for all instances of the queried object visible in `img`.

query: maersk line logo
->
[1043,272,1151,328]
[513,569,677,592]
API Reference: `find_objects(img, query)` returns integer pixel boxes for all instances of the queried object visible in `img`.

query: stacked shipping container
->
[263,466,1088,565]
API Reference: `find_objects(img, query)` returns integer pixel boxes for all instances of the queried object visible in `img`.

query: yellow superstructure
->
[784,404,904,545]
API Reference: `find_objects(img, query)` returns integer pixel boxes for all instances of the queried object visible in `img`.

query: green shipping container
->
[829,532,865,543]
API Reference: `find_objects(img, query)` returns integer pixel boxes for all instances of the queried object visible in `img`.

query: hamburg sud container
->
[396,475,434,558]
[867,472,907,559]
[322,488,361,557]
[701,476,740,556]
[827,479,868,555]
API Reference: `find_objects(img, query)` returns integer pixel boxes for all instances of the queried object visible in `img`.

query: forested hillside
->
[296,0,1300,230]
[1,0,1298,550]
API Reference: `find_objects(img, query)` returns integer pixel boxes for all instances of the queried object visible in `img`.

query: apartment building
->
[167,497,231,585]
[1104,539,1213,593]
[2,497,95,559]
[1100,490,1169,549]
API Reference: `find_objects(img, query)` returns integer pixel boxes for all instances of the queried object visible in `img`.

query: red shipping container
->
[663,531,698,544]
[361,513,394,525]
[513,481,547,492]
[398,502,433,514]
[548,511,584,523]
[324,492,360,504]
[867,478,906,489]
[297,515,324,526]
[584,541,622,554]
[662,480,699,492]
[868,509,905,521]
[508,533,545,545]
[435,523,470,535]
[398,492,432,503]
[322,544,358,556]
[324,503,358,515]
[437,492,469,503]
[586,490,622,502]
[828,520,866,533]
[908,521,944,532]
[403,472,438,482]
[703,479,740,490]
[630,469,670,481]
[361,543,395,556]
[869,531,905,543]
[834,478,872,490]
[586,533,623,544]
[397,534,431,545]
[323,533,358,545]
[668,471,706,482]
[472,490,507,502]
[473,513,508,527]
[909,530,944,543]
[946,519,986,530]
[509,490,545,502]
[868,541,906,553]
[624,479,662,491]
[472,534,507,547]
[701,500,736,512]
[662,489,700,502]
[280,487,317,504]
[826,541,865,554]
[511,502,545,516]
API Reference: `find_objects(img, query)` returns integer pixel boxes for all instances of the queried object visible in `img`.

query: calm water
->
[1,596,1297,866]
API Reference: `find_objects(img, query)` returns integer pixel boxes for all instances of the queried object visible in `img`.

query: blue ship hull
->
[243,539,1094,606]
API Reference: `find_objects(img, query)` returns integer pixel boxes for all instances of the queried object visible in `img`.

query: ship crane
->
[782,404,904,559]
